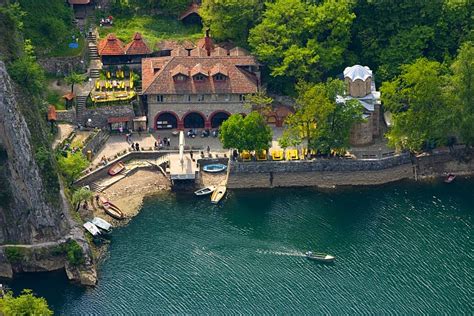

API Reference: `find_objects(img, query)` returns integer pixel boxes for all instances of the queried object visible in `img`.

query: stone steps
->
[76,95,88,123]
[90,69,100,79]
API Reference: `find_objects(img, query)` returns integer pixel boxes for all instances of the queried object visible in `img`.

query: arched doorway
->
[155,112,178,129]
[266,115,277,125]
[183,112,205,128]
[210,111,230,128]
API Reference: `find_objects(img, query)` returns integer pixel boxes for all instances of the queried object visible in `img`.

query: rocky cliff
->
[0,61,96,285]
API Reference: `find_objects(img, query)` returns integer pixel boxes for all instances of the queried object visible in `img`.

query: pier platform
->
[169,153,197,180]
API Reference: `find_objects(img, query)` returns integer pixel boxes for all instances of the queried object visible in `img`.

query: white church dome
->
[343,65,372,81]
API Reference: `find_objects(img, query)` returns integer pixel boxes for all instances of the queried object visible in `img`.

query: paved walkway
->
[52,123,75,149]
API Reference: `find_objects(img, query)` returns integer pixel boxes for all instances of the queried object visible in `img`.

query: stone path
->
[52,123,75,149]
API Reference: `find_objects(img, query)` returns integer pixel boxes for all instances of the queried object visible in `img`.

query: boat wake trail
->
[256,249,306,257]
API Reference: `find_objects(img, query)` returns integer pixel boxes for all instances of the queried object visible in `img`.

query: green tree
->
[249,0,355,83]
[8,40,45,95]
[381,58,449,152]
[57,152,89,183]
[448,42,474,147]
[200,0,264,46]
[72,187,93,211]
[0,289,52,316]
[65,72,86,94]
[219,112,272,151]
[280,79,364,154]
[244,89,273,116]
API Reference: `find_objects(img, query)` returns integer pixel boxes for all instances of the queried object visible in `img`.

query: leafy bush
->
[0,289,53,316]
[5,247,24,264]
[57,151,89,183]
[65,240,85,266]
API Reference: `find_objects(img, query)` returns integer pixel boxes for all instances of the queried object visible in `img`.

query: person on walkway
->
[190,150,194,161]
[136,143,140,151]
[207,145,211,155]
[167,138,171,147]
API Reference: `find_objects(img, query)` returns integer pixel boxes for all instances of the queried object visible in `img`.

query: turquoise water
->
[7,180,474,314]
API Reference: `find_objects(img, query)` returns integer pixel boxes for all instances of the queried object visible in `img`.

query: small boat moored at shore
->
[444,173,456,183]
[83,222,101,237]
[108,161,125,176]
[211,185,227,204]
[99,196,125,220]
[91,217,113,234]
[194,185,217,196]
[305,251,335,263]
[202,164,227,173]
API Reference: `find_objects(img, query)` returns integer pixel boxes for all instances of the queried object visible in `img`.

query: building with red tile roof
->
[124,33,151,55]
[142,48,261,130]
[98,33,125,56]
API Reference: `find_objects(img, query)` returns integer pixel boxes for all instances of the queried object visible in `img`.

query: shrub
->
[65,240,84,266]
[5,247,24,264]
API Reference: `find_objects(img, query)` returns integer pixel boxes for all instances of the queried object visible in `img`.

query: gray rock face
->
[0,61,69,244]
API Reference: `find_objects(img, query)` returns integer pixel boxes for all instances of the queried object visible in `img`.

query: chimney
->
[204,28,212,56]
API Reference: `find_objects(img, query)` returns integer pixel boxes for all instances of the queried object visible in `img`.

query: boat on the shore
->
[202,164,227,173]
[211,185,226,204]
[83,222,101,237]
[194,185,217,196]
[99,196,125,220]
[305,251,335,263]
[91,217,113,234]
[108,161,125,176]
[444,173,456,183]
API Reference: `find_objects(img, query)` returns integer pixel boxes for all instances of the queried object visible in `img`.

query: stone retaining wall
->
[38,55,86,75]
[227,151,474,189]
[83,105,135,128]
[56,109,76,123]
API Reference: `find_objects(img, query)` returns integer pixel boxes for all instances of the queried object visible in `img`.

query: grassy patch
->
[99,15,202,47]
[47,37,86,58]
[46,90,66,110]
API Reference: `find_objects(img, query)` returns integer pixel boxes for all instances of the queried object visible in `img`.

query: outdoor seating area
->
[91,70,136,104]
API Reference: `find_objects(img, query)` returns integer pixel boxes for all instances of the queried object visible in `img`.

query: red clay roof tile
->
[124,32,151,55]
[98,33,125,56]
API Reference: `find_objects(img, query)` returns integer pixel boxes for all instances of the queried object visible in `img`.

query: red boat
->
[108,161,125,176]
[444,173,456,183]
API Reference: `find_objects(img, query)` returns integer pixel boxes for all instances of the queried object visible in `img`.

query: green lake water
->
[6,180,473,314]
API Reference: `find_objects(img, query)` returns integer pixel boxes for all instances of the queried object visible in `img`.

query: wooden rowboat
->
[108,162,125,176]
[211,185,226,204]
[98,196,125,220]
[444,173,456,183]
[194,185,216,196]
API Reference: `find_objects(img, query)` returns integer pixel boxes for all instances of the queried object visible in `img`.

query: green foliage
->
[447,42,474,146]
[244,89,273,115]
[0,4,25,61]
[46,90,66,110]
[72,187,93,209]
[201,0,264,46]
[219,112,272,151]
[0,289,53,316]
[381,58,449,152]
[8,40,45,95]
[65,72,86,94]
[65,240,85,266]
[4,247,24,264]
[17,0,76,56]
[249,0,355,84]
[280,79,364,154]
[57,152,89,184]
[99,15,202,46]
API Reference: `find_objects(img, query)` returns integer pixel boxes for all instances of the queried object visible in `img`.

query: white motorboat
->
[211,185,227,204]
[202,164,227,173]
[83,222,101,237]
[305,251,335,263]
[91,217,113,234]
[194,185,217,196]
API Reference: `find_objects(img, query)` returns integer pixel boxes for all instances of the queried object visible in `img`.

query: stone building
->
[339,65,382,146]
[141,33,261,131]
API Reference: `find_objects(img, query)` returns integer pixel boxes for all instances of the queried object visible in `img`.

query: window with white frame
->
[214,73,226,81]
[239,94,246,102]
[157,95,164,102]
[197,94,205,102]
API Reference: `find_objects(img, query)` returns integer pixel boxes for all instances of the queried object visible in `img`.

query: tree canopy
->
[0,289,52,316]
[57,152,89,184]
[219,112,272,151]
[249,0,354,85]
[280,79,364,154]
[381,58,449,151]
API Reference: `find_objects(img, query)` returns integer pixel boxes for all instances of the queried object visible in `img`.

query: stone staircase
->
[76,95,88,124]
